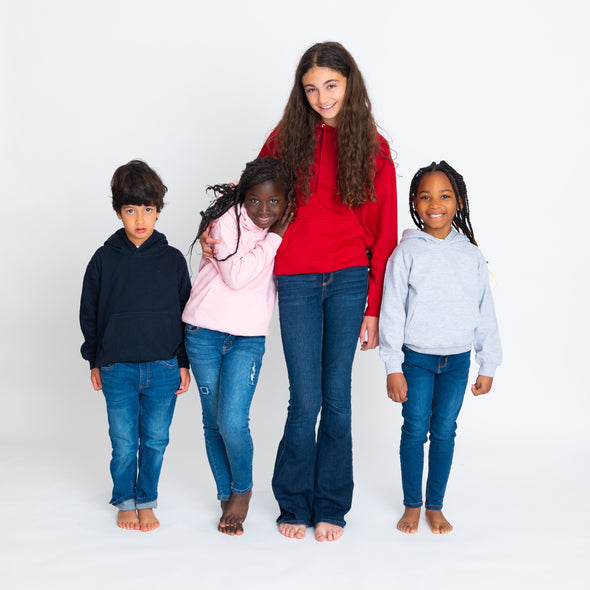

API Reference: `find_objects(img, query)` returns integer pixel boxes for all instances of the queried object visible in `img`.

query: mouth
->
[320,103,336,111]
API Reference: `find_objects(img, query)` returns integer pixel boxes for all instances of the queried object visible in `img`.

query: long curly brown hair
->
[270,42,380,207]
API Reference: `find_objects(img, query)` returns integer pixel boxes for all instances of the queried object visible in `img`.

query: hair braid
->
[409,161,477,245]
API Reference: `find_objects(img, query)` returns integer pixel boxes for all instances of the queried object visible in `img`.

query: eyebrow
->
[303,79,340,88]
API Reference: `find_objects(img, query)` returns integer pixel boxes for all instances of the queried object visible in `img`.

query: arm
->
[80,254,100,370]
[176,254,192,368]
[378,249,409,375]
[473,252,502,378]
[358,144,398,318]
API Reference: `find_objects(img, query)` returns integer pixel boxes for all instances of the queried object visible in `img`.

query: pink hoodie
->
[182,204,282,336]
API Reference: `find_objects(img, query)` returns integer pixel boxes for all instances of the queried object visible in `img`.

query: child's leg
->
[185,327,232,502]
[100,362,141,528]
[216,335,265,535]
[425,351,470,533]
[135,359,179,531]
[398,349,437,533]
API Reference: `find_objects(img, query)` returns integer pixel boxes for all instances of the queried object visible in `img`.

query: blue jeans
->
[272,266,368,527]
[185,325,265,501]
[400,347,471,510]
[100,359,179,510]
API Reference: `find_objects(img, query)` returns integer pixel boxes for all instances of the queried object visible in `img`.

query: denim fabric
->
[100,359,179,509]
[400,347,471,510]
[185,325,265,501]
[272,266,368,527]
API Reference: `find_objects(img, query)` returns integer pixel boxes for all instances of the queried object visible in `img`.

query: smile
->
[320,103,336,110]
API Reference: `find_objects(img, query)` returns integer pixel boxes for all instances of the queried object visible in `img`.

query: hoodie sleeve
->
[214,209,282,290]
[474,252,502,377]
[79,252,101,369]
[379,246,409,374]
[176,253,192,369]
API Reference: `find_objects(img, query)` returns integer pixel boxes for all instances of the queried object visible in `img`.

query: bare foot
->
[397,507,421,534]
[218,491,251,536]
[278,522,306,539]
[425,509,453,534]
[117,509,139,531]
[314,522,343,542]
[137,508,160,532]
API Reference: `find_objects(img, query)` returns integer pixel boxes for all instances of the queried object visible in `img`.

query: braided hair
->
[189,156,292,262]
[409,161,477,245]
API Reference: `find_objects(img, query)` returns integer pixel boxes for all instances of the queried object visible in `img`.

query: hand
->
[269,201,295,237]
[90,367,102,391]
[200,222,220,261]
[359,316,379,350]
[175,368,191,395]
[472,375,493,396]
[387,372,408,403]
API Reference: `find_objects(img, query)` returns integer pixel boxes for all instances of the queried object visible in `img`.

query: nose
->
[260,201,270,215]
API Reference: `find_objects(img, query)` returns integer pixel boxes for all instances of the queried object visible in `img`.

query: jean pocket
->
[185,324,202,334]
[157,358,179,369]
[100,362,117,372]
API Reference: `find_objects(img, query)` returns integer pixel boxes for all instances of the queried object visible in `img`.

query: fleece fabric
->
[182,204,282,336]
[80,228,191,369]
[379,229,502,376]
[259,122,398,316]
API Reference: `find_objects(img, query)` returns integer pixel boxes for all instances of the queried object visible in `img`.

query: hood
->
[400,228,470,246]
[104,228,168,254]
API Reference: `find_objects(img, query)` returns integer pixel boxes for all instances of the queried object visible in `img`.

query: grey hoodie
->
[379,228,501,377]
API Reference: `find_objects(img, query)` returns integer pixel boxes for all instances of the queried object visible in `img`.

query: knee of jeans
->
[218,412,249,438]
[401,421,429,445]
[111,435,139,456]
[429,422,458,443]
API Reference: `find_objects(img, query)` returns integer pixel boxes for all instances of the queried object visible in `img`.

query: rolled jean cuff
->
[136,499,157,510]
[115,498,137,511]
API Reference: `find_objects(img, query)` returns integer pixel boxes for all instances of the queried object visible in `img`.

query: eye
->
[269,199,279,204]
[306,87,316,94]
[249,198,260,204]
[145,207,153,213]
[125,208,135,214]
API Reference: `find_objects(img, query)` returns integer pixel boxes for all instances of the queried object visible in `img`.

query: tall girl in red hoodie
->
[258,42,398,541]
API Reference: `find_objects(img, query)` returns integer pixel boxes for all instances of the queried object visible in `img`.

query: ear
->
[116,211,122,220]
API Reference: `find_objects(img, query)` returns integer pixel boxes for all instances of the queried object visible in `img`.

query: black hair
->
[189,156,293,262]
[409,161,477,245]
[111,160,167,212]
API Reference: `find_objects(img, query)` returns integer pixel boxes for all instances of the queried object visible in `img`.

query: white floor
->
[2,420,588,590]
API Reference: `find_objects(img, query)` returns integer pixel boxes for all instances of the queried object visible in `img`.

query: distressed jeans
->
[185,325,265,500]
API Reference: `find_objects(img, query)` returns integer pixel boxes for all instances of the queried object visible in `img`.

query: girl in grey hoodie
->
[379,161,501,535]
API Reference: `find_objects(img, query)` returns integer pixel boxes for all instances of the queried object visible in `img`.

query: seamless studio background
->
[1,1,588,589]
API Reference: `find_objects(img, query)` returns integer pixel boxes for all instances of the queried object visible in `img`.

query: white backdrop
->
[1,0,589,588]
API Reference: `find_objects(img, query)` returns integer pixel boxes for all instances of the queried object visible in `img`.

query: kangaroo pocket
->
[99,311,180,362]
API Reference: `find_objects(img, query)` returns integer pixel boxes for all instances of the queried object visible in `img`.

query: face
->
[413,172,461,239]
[243,180,287,229]
[301,66,347,127]
[117,204,159,246]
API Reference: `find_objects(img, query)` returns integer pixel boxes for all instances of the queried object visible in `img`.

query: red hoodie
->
[259,122,398,316]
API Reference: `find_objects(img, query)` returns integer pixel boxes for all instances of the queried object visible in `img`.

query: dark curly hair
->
[409,161,477,245]
[111,160,167,213]
[269,41,381,207]
[189,156,292,262]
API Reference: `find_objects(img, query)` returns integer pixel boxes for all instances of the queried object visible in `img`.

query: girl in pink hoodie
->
[182,157,292,536]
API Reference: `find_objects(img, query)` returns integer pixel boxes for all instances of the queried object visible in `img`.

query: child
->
[183,157,293,536]
[379,161,501,535]
[80,160,191,532]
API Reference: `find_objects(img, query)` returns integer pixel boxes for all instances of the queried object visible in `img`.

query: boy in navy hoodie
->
[80,160,191,531]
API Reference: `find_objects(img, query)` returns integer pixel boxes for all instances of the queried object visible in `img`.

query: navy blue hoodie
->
[80,228,191,369]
